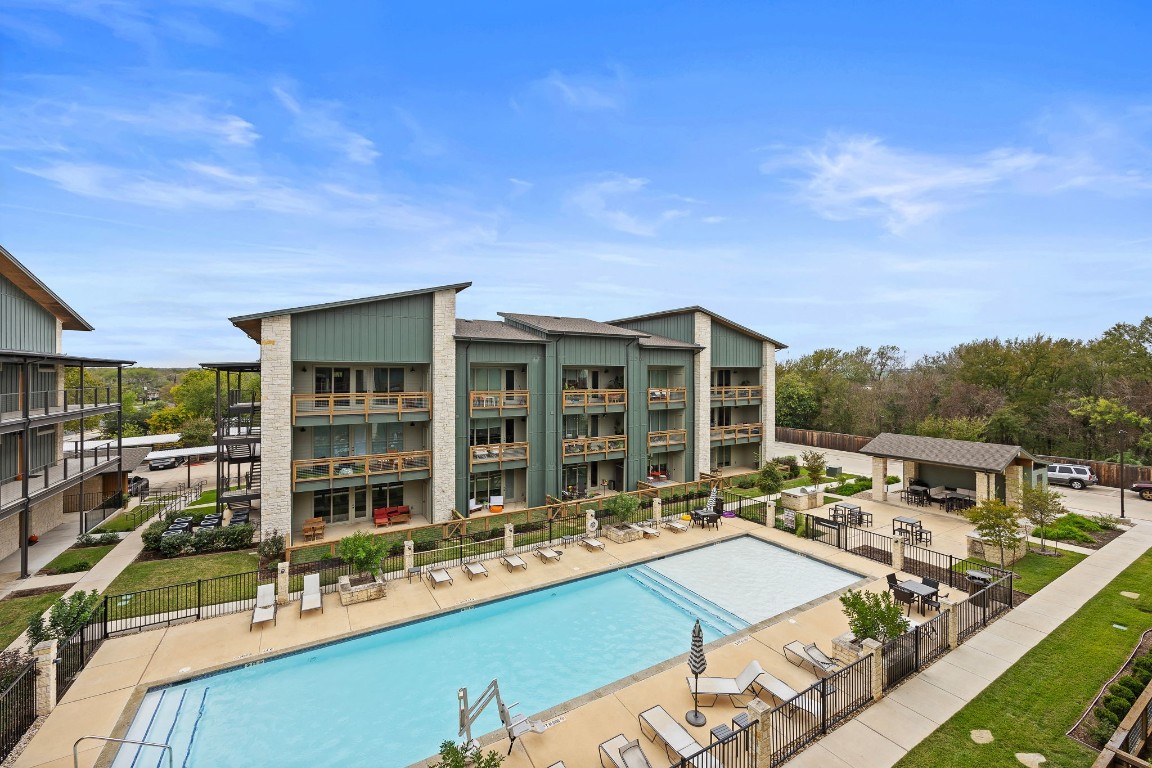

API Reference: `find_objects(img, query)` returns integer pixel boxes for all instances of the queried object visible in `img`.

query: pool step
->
[627,567,747,636]
[636,566,751,631]
[110,688,186,768]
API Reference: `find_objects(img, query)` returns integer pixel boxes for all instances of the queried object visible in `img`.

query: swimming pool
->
[114,536,859,768]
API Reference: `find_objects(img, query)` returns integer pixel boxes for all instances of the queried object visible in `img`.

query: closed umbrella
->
[686,618,707,726]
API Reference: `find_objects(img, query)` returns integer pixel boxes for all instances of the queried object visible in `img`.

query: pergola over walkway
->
[860,432,1045,506]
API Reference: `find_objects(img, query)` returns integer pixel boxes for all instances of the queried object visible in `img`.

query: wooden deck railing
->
[562,436,627,459]
[291,450,431,487]
[648,429,688,449]
[711,385,763,401]
[710,423,764,442]
[648,387,687,406]
[562,389,627,408]
[469,390,530,415]
[292,392,431,421]
[469,442,529,469]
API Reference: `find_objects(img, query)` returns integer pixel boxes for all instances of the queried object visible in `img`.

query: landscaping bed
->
[1070,630,1152,749]
[960,550,1087,595]
[1033,512,1129,550]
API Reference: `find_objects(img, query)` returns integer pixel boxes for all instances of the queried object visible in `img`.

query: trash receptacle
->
[827,466,842,477]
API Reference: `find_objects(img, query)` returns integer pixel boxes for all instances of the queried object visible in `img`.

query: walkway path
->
[785,519,1152,768]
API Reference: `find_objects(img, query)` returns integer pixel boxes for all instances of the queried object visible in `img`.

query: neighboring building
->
[225,284,784,547]
[0,246,129,576]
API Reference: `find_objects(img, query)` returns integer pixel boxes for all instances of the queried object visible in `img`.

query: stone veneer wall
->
[1004,464,1023,507]
[430,289,457,522]
[692,312,712,478]
[871,456,888,502]
[761,340,776,458]
[0,494,64,563]
[259,314,293,542]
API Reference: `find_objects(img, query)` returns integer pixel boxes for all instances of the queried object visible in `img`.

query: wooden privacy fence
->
[774,427,872,453]
[1035,455,1152,488]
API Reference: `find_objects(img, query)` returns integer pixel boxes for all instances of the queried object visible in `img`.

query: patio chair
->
[581,536,605,552]
[637,706,712,764]
[425,566,453,588]
[893,587,918,616]
[598,735,655,768]
[685,659,766,706]
[461,558,489,580]
[534,545,563,563]
[928,486,947,507]
[664,518,689,533]
[782,641,842,678]
[886,573,900,592]
[630,523,660,538]
[501,554,528,571]
[300,573,323,616]
[754,671,822,720]
[251,583,276,631]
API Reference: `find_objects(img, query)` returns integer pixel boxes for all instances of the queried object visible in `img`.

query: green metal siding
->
[29,425,56,470]
[617,314,694,343]
[0,274,56,353]
[918,465,976,492]
[291,294,433,363]
[0,434,16,481]
[555,336,630,367]
[710,323,763,367]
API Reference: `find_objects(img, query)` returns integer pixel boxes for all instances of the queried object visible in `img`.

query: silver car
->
[1047,463,1097,490]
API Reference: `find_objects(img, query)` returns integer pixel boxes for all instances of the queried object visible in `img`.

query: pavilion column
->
[871,457,888,502]
[974,472,993,504]
[1004,464,1024,508]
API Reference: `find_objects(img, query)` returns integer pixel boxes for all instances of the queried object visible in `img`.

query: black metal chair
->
[893,587,918,616]
[886,573,900,592]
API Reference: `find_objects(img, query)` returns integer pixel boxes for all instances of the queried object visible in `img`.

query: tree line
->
[776,317,1152,464]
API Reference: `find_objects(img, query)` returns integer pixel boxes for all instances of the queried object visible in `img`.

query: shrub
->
[158,532,191,557]
[1094,705,1120,730]
[774,455,800,478]
[189,529,216,554]
[76,533,97,547]
[603,493,640,520]
[1116,676,1145,699]
[257,529,286,563]
[0,650,35,690]
[96,532,120,546]
[27,591,102,650]
[216,524,255,550]
[431,740,504,768]
[734,475,758,489]
[1103,694,1131,720]
[1107,682,1137,707]
[756,464,784,496]
[337,531,388,575]
[141,519,168,551]
[839,589,910,643]
[55,560,91,574]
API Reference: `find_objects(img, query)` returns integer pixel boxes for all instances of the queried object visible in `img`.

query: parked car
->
[148,456,184,471]
[1047,463,1098,490]
[1130,481,1152,501]
[128,475,150,497]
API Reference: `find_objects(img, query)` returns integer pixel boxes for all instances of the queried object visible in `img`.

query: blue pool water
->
[115,537,858,768]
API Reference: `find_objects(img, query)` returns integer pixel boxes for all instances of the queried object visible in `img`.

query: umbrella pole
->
[686,672,706,726]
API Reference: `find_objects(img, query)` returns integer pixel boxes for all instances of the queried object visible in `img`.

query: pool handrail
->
[73,735,173,768]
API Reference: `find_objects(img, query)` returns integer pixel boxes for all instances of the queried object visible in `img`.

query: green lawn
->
[106,551,261,595]
[39,545,116,575]
[961,550,1087,595]
[896,550,1152,768]
[0,591,66,649]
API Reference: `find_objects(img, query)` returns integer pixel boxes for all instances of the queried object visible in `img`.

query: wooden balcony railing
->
[562,436,627,459]
[648,387,687,406]
[710,423,764,442]
[647,429,687,450]
[469,442,529,469]
[562,389,627,408]
[469,390,530,415]
[711,385,763,402]
[292,392,431,421]
[291,450,431,487]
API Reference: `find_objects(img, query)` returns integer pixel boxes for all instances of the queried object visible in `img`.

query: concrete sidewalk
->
[785,520,1152,768]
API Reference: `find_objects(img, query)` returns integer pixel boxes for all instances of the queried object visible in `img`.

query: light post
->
[1119,430,1127,519]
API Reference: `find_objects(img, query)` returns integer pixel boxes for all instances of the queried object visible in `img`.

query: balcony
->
[0,445,120,514]
[710,423,764,445]
[469,390,530,417]
[711,385,763,405]
[647,429,688,451]
[469,441,529,470]
[292,392,432,425]
[291,450,431,490]
[0,387,120,433]
[562,389,627,414]
[562,436,627,464]
[648,387,687,409]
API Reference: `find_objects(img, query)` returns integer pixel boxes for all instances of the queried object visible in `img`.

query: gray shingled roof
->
[860,432,1038,473]
[454,319,544,342]
[499,312,648,338]
[608,305,787,349]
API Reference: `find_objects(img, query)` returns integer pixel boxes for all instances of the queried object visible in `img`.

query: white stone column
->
[903,460,917,485]
[503,523,514,554]
[975,472,993,503]
[430,288,457,522]
[33,639,57,715]
[403,539,415,572]
[940,599,959,649]
[745,697,773,756]
[760,341,776,461]
[862,638,883,701]
[871,457,888,502]
[651,496,662,523]
[276,561,289,605]
[692,312,712,478]
[260,315,293,543]
[891,536,904,571]
[1004,464,1023,508]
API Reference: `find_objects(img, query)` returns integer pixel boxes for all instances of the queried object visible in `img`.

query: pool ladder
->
[74,737,172,768]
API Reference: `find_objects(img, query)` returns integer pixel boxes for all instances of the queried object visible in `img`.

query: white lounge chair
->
[664,519,689,533]
[599,734,655,768]
[630,523,660,538]
[637,705,721,766]
[581,536,605,552]
[535,545,562,563]
[782,640,841,678]
[686,659,766,706]
[251,583,276,631]
[501,554,528,571]
[462,558,489,580]
[426,566,453,588]
[754,671,822,719]
[300,573,323,616]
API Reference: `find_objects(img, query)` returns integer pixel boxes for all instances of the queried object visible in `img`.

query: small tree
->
[800,449,828,488]
[965,499,1024,569]
[603,493,640,521]
[337,531,388,577]
[1020,486,1068,554]
[839,589,910,642]
[27,590,102,650]
[756,463,784,496]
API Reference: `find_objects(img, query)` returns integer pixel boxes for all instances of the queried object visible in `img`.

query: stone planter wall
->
[338,573,387,606]
[604,525,641,544]
[831,632,867,665]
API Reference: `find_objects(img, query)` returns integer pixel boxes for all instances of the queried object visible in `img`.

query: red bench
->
[373,505,411,527]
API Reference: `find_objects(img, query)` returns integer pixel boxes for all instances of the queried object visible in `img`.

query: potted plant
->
[336,532,388,605]
[27,535,38,545]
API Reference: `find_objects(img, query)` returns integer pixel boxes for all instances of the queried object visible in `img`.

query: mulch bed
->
[1069,629,1152,749]
[1045,524,1128,551]
[3,585,70,600]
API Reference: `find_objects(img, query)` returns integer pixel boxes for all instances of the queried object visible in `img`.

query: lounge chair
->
[534,545,562,563]
[637,705,720,766]
[251,583,276,630]
[581,536,605,552]
[754,671,822,720]
[782,640,841,678]
[300,573,323,616]
[426,566,453,588]
[686,659,766,706]
[630,523,660,538]
[664,518,688,533]
[501,554,528,571]
[462,558,489,580]
[598,734,655,768]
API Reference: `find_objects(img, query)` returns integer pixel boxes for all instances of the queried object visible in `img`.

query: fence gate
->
[807,515,843,549]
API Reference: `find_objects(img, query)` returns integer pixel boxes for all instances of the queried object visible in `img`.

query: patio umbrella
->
[686,618,708,726]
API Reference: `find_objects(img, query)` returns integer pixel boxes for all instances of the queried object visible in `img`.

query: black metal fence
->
[957,573,1015,642]
[102,569,275,635]
[722,490,769,525]
[902,544,1008,591]
[882,611,949,691]
[768,655,874,766]
[675,718,759,768]
[56,601,106,700]
[0,662,37,762]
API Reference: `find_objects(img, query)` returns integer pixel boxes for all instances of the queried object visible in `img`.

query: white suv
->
[1047,463,1097,490]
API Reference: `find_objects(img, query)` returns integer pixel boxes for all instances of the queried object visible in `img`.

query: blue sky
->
[2,1,1150,366]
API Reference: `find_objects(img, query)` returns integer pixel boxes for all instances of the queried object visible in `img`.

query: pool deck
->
[14,496,994,768]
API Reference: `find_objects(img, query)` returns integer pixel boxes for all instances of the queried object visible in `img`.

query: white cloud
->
[535,69,624,111]
[568,174,692,236]
[272,83,379,164]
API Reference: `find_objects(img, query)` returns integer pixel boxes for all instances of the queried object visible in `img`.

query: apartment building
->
[0,246,128,577]
[226,283,783,547]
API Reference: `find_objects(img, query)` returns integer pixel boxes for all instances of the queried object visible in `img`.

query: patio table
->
[893,515,921,533]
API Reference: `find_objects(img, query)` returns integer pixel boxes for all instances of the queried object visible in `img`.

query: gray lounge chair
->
[754,671,822,720]
[686,659,766,706]
[598,735,655,768]
[300,573,323,616]
[630,523,660,538]
[581,536,605,552]
[251,583,276,630]
[664,518,689,533]
[462,558,488,580]
[535,545,562,563]
[782,640,841,678]
[426,566,453,588]
[501,554,528,571]
[638,705,722,767]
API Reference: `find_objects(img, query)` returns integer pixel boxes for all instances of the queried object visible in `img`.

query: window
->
[373,367,405,393]
[712,446,732,468]
[371,423,404,454]
[315,367,350,395]
[710,407,733,427]
[471,367,504,391]
[562,465,588,491]
[371,482,405,510]
[471,471,502,504]
[711,369,732,388]
[313,489,351,523]
[470,418,503,446]
[563,415,588,439]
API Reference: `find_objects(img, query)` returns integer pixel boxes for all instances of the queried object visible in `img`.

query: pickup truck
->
[1131,481,1152,501]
